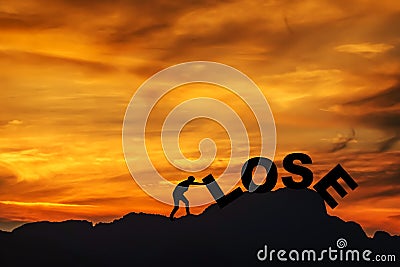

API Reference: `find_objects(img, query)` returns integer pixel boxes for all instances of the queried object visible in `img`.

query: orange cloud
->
[335,43,394,57]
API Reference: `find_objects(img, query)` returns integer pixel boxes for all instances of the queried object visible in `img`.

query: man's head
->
[188,176,195,182]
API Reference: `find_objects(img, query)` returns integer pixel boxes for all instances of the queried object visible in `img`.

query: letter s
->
[282,153,313,189]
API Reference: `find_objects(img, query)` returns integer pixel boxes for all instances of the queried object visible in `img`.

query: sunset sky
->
[0,0,399,236]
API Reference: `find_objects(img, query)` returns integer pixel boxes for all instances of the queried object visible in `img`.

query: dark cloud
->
[0,11,63,30]
[0,50,117,73]
[343,81,400,130]
[340,81,400,150]
[127,63,168,78]
[63,196,132,205]
[54,0,227,45]
[0,164,18,187]
[378,134,399,152]
[127,1,398,77]
[342,161,400,202]
[388,214,400,220]
[106,23,170,44]
[56,0,220,12]
[354,163,399,187]
[365,187,400,199]
[17,186,72,200]
[0,147,32,153]
[345,82,400,111]
[330,128,356,152]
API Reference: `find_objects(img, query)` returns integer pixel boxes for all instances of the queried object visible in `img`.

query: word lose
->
[203,153,358,209]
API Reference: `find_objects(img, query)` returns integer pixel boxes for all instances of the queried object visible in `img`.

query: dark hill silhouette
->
[0,188,398,266]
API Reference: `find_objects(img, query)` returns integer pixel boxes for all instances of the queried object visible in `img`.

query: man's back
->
[177,180,191,188]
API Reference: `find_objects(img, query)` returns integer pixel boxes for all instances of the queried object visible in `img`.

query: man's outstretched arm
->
[191,182,206,185]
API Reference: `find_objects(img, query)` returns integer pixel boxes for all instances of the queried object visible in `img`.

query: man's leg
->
[181,195,190,215]
[170,194,180,220]
[169,206,179,220]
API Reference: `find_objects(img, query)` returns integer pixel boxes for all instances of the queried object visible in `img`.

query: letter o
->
[241,157,278,193]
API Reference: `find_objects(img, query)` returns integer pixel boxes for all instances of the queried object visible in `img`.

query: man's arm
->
[191,181,206,185]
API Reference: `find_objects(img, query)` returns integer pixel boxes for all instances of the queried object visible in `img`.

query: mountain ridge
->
[0,188,398,266]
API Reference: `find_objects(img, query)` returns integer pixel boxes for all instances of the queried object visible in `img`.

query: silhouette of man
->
[169,176,206,221]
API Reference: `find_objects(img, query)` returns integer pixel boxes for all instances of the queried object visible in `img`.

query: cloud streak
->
[334,43,394,57]
[0,200,96,208]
